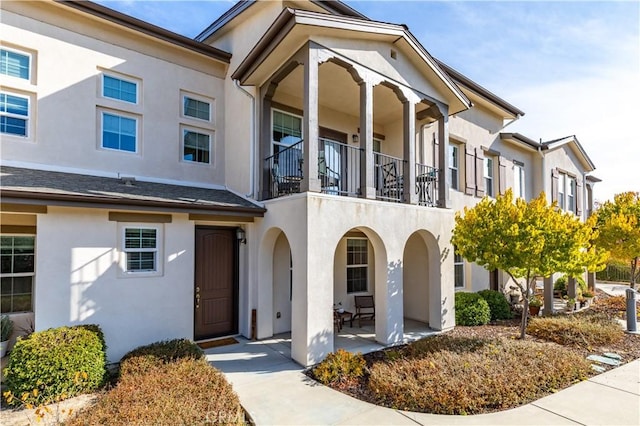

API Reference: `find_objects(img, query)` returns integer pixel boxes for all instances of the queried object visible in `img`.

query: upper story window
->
[183,128,211,164]
[567,176,576,213]
[0,48,30,80]
[183,96,210,121]
[103,74,137,104]
[513,162,525,199]
[272,109,302,151]
[346,238,368,294]
[101,111,137,153]
[0,92,29,137]
[1,235,35,313]
[558,173,566,210]
[484,156,494,197]
[449,143,460,191]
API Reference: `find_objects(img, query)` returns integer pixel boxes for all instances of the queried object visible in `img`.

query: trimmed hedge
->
[311,349,366,386]
[478,290,513,321]
[455,292,491,326]
[3,325,107,406]
[119,338,204,377]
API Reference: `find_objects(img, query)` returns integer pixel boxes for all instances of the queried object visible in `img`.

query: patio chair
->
[352,295,375,327]
[379,162,403,201]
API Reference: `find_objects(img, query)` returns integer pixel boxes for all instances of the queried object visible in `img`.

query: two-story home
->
[1,0,598,366]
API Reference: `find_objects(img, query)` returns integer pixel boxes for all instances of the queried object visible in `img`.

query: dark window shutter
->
[498,156,507,195]
[551,168,559,202]
[465,146,475,195]
[475,149,485,197]
[576,179,583,215]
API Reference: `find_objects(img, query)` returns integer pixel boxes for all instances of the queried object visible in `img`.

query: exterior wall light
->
[236,228,246,244]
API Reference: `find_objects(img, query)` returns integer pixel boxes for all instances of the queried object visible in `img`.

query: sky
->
[94,0,640,202]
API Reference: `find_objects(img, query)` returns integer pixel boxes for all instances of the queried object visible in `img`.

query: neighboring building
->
[0,0,598,365]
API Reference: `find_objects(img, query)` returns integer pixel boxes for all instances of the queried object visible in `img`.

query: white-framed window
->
[449,143,460,190]
[514,162,525,199]
[0,48,30,80]
[0,91,29,137]
[100,111,138,153]
[183,95,211,121]
[102,74,138,104]
[272,109,302,152]
[485,156,494,197]
[119,225,162,276]
[182,128,211,164]
[453,246,465,288]
[558,173,566,210]
[567,177,576,213]
[1,235,35,313]
[346,238,368,293]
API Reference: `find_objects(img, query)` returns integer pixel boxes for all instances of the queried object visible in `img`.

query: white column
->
[375,244,404,345]
[359,80,375,199]
[301,45,320,193]
[437,112,451,208]
[403,100,417,204]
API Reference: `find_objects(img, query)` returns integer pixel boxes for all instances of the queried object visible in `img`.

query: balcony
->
[264,140,439,207]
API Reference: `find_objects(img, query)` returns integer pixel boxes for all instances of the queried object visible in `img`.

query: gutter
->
[234,80,257,199]
[537,142,547,203]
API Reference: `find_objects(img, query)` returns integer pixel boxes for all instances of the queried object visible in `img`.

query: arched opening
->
[272,232,292,335]
[403,232,430,327]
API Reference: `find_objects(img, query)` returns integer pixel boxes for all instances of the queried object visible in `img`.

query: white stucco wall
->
[34,207,195,362]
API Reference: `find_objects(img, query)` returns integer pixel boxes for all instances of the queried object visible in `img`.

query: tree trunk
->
[520,298,528,339]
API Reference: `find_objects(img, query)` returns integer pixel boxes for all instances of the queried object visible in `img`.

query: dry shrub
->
[527,313,624,347]
[68,358,244,426]
[368,336,590,415]
[312,349,365,386]
[592,296,639,320]
[119,338,204,377]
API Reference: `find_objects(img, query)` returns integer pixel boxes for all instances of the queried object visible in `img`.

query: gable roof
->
[195,0,368,42]
[0,166,265,217]
[232,7,471,115]
[57,0,231,63]
[500,133,596,172]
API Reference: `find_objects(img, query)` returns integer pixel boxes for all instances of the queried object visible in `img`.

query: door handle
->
[195,293,200,309]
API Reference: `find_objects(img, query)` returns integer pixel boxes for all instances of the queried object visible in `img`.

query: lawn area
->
[309,290,640,415]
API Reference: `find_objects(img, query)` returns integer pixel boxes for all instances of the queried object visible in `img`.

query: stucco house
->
[0,0,598,366]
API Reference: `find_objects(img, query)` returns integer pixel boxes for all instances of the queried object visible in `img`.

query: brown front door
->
[194,227,238,340]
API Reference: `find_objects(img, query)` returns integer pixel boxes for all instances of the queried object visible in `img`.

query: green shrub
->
[554,275,587,296]
[68,358,244,426]
[454,292,491,326]
[312,349,366,386]
[527,313,624,347]
[478,290,513,321]
[119,338,203,377]
[3,325,107,406]
[368,336,590,415]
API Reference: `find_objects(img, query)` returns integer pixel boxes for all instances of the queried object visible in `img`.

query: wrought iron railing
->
[416,163,438,207]
[264,141,304,199]
[319,138,362,197]
[375,152,404,203]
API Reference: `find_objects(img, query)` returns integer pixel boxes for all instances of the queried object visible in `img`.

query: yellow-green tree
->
[594,192,640,288]
[452,189,606,338]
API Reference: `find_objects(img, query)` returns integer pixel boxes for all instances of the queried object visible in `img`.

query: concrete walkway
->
[206,337,640,425]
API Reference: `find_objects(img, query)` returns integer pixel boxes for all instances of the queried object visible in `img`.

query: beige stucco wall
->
[1,5,226,187]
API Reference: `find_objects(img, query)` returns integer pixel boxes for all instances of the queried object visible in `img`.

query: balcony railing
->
[416,163,438,207]
[265,141,304,199]
[375,152,404,203]
[319,138,362,197]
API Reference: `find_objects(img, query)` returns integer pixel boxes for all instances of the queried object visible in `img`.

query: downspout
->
[234,79,256,199]
[581,171,588,219]
[537,141,546,202]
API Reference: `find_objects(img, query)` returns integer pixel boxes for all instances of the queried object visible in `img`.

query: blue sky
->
[94,0,640,202]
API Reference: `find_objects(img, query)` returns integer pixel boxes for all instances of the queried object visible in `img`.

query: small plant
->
[454,292,491,326]
[582,290,594,298]
[477,290,513,321]
[3,325,107,406]
[312,349,366,386]
[566,298,576,310]
[1,314,14,341]
[529,296,543,307]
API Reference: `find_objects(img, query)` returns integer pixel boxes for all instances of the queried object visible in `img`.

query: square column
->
[437,113,451,208]
[543,276,554,315]
[403,100,417,204]
[301,46,320,193]
[359,81,375,199]
[374,247,404,345]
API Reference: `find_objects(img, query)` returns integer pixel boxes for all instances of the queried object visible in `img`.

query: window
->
[1,236,35,313]
[558,173,566,210]
[347,239,368,293]
[0,92,29,137]
[102,75,137,103]
[453,247,464,288]
[0,48,30,80]
[183,96,210,121]
[183,129,211,163]
[272,109,302,152]
[123,227,158,273]
[449,144,459,190]
[567,177,576,213]
[514,163,525,199]
[485,156,494,197]
[102,112,137,152]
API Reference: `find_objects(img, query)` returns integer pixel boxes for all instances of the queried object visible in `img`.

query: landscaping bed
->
[308,290,640,415]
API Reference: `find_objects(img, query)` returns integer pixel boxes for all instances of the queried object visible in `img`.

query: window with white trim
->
[101,111,137,153]
[122,227,158,273]
[0,48,30,80]
[0,92,29,137]
[453,246,465,288]
[1,235,35,313]
[272,109,302,152]
[346,238,368,293]
[558,173,566,210]
[514,162,525,199]
[102,74,137,103]
[183,128,211,164]
[183,96,210,121]
[449,143,460,190]
[567,177,576,213]
[485,156,494,197]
